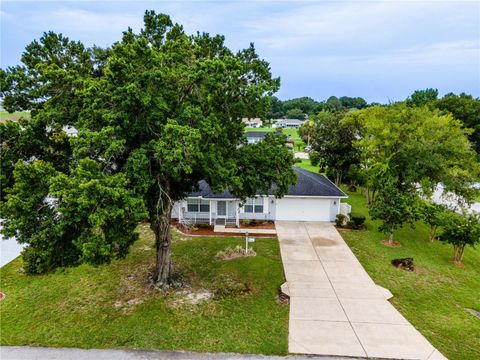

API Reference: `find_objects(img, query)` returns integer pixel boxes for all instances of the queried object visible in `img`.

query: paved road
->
[0,227,24,268]
[275,221,446,360]
[0,347,354,360]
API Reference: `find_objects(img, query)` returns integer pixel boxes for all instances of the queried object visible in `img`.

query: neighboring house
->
[245,131,268,144]
[242,117,263,128]
[273,119,305,128]
[172,167,347,226]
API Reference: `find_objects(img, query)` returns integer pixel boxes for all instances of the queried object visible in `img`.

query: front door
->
[217,201,227,217]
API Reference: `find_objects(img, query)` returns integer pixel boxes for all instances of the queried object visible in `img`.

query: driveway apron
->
[275,221,446,360]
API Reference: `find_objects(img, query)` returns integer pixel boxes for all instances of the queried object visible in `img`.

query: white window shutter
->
[239,202,244,213]
[263,197,269,213]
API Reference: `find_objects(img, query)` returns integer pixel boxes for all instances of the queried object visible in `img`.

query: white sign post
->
[245,232,255,255]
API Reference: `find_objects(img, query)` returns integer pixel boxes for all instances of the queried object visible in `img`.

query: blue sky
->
[1,1,479,103]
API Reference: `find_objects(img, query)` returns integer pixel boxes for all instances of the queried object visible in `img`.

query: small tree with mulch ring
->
[439,211,480,265]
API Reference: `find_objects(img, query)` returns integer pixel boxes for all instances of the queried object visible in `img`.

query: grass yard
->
[294,158,320,173]
[0,111,30,122]
[244,127,304,149]
[0,225,288,355]
[339,189,480,360]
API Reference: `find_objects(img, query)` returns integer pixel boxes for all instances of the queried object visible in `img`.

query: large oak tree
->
[0,11,296,285]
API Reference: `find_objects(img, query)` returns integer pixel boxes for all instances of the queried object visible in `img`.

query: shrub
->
[350,214,366,229]
[335,214,347,227]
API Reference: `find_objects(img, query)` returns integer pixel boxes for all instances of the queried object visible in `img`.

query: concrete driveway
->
[276,221,446,360]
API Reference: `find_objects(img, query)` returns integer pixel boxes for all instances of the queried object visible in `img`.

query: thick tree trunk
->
[150,181,174,287]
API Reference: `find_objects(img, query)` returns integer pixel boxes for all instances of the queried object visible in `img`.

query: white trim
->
[263,197,268,214]
[183,195,347,201]
[282,195,348,199]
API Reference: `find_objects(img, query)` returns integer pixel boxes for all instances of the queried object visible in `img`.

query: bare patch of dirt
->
[465,308,480,320]
[170,289,214,308]
[0,292,5,301]
[217,251,256,261]
[414,266,426,274]
[382,240,402,248]
[113,298,144,309]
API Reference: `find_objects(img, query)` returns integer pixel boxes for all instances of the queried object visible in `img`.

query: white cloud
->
[24,8,143,46]
[244,1,479,55]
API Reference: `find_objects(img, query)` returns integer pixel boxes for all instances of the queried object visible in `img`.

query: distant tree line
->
[267,95,369,120]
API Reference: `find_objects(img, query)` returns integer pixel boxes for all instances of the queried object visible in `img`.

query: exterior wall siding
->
[171,196,342,223]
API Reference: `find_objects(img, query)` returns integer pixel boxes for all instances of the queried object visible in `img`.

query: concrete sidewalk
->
[276,221,446,360]
[0,346,357,360]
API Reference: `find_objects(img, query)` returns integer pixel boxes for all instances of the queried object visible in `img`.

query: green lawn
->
[294,158,320,173]
[339,189,480,360]
[0,225,288,354]
[244,127,304,149]
[0,111,30,122]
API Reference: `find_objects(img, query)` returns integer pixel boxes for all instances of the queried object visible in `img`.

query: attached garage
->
[276,197,337,222]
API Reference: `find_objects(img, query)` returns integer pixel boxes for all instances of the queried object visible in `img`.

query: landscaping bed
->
[339,188,480,360]
[0,224,288,355]
[237,220,275,230]
[172,220,275,237]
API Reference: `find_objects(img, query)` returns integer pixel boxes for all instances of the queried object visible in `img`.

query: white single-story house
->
[242,117,263,128]
[272,119,305,129]
[245,131,268,144]
[172,167,348,226]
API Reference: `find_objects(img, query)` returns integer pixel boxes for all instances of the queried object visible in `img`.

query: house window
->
[200,200,210,212]
[244,197,263,213]
[187,199,210,213]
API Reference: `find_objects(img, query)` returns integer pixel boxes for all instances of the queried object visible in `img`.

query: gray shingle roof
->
[245,131,268,138]
[189,167,346,198]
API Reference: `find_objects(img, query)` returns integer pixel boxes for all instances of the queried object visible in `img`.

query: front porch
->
[178,198,241,227]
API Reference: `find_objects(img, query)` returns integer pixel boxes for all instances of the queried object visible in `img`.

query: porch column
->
[236,201,240,227]
[209,200,212,225]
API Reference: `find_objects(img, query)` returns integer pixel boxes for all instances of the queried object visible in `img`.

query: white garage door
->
[276,198,333,221]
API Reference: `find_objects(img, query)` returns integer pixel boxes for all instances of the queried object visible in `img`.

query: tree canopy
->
[436,92,480,157]
[439,212,480,265]
[308,111,359,185]
[0,11,296,284]
[343,104,478,242]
